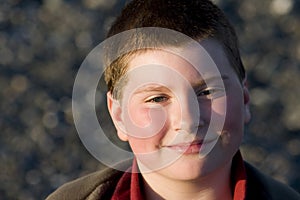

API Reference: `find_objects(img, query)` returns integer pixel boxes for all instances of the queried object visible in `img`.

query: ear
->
[242,77,251,124]
[107,92,128,141]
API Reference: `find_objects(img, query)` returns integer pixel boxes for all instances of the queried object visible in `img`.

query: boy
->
[47,0,300,199]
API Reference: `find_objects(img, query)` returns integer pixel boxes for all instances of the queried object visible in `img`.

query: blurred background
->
[1,0,300,199]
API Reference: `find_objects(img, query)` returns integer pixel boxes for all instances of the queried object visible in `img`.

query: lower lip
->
[168,143,202,154]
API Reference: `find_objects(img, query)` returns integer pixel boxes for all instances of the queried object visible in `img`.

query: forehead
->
[126,39,234,82]
[128,49,200,82]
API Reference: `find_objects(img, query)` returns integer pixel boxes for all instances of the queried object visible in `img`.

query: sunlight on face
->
[114,43,233,173]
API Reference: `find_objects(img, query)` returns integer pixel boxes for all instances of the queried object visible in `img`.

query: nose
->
[171,90,204,134]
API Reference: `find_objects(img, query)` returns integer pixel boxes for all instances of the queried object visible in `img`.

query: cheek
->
[222,94,245,141]
[208,92,244,145]
[124,102,168,140]
[127,128,167,154]
[124,103,169,154]
[128,138,149,154]
[127,105,151,127]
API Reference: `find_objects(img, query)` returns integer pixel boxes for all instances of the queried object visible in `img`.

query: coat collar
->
[112,150,247,199]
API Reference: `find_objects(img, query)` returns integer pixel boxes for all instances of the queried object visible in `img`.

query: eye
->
[146,96,169,103]
[198,89,213,96]
[197,88,225,99]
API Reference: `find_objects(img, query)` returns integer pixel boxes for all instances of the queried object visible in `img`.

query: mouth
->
[164,140,204,154]
[163,137,218,155]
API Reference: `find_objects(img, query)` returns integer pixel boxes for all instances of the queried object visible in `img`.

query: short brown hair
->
[104,0,245,98]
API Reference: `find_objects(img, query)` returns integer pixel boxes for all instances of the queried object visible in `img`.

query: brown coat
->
[46,160,300,200]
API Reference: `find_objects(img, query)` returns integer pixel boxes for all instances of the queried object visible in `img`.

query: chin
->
[154,154,208,181]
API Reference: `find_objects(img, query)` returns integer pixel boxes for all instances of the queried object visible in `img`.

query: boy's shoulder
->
[46,159,300,200]
[245,162,300,200]
[45,159,132,200]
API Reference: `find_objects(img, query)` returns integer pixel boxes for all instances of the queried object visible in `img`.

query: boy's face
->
[107,40,250,180]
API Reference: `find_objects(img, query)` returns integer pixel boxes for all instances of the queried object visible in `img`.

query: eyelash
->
[145,96,169,103]
[198,89,216,96]
[197,88,225,99]
[144,87,225,103]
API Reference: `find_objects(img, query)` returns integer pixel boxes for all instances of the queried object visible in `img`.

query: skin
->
[107,40,251,200]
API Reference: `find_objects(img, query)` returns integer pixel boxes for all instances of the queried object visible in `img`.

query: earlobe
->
[107,92,128,141]
[242,78,251,124]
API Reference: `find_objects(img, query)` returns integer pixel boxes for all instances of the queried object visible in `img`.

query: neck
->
[141,161,233,200]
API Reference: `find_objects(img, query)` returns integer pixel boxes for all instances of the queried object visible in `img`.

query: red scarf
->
[112,151,247,200]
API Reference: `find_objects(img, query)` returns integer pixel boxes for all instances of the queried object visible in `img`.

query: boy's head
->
[104,0,251,176]
[104,0,245,99]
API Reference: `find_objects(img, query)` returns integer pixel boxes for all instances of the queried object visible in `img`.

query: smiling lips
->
[166,141,204,154]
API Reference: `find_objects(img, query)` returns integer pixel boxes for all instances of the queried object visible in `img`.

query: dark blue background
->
[1,0,299,199]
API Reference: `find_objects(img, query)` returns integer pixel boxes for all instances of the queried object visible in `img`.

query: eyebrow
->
[133,85,170,95]
[132,75,228,94]
[191,75,229,88]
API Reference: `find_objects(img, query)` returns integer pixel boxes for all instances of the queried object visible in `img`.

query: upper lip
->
[165,140,204,147]
[164,137,218,147]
